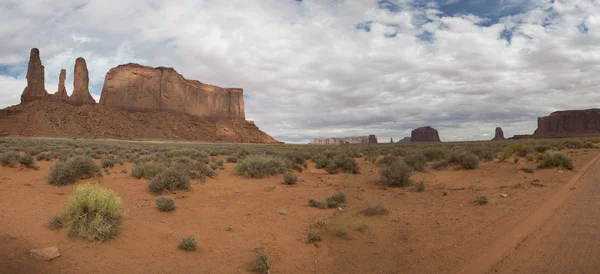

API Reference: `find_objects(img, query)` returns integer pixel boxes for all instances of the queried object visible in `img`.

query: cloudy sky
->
[1,0,599,143]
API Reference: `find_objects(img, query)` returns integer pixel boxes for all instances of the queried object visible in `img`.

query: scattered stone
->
[277,210,287,215]
[30,247,60,261]
[500,193,508,198]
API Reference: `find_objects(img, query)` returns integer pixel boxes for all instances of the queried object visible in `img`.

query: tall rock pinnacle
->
[69,57,96,105]
[55,69,68,100]
[20,48,48,103]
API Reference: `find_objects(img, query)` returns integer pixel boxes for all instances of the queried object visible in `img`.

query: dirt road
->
[463,155,600,273]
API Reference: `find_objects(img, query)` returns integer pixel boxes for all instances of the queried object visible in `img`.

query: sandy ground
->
[0,150,598,274]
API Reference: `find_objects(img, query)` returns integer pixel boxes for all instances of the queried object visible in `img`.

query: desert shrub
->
[19,154,36,168]
[226,156,238,163]
[514,158,519,164]
[380,160,413,187]
[179,237,197,251]
[474,196,488,205]
[356,223,369,231]
[469,146,497,161]
[503,143,534,157]
[364,150,379,163]
[415,181,425,192]
[360,205,388,216]
[45,216,63,230]
[423,147,446,161]
[325,192,346,208]
[305,228,322,243]
[101,158,115,168]
[251,249,270,274]
[431,159,449,170]
[60,184,122,241]
[562,139,585,149]
[538,151,573,170]
[534,144,552,153]
[131,162,168,180]
[312,154,331,169]
[156,197,176,212]
[234,155,287,178]
[36,152,51,161]
[209,162,219,170]
[403,152,426,172]
[447,151,479,170]
[308,198,328,209]
[283,173,298,185]
[521,167,535,173]
[48,156,101,186]
[379,155,399,166]
[332,155,360,174]
[0,151,19,167]
[148,168,191,194]
[329,223,350,239]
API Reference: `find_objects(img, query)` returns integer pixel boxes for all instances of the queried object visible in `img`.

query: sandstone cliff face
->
[55,69,69,100]
[492,127,505,140]
[99,64,245,119]
[411,126,441,142]
[397,137,411,143]
[21,48,48,103]
[69,58,96,105]
[534,109,600,138]
[310,135,377,145]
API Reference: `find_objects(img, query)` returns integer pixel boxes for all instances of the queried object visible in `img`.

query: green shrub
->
[156,197,176,212]
[60,184,122,241]
[474,196,488,205]
[469,146,497,161]
[193,163,217,179]
[209,162,218,170]
[379,155,399,166]
[251,249,270,274]
[538,151,573,170]
[48,156,101,186]
[283,173,298,185]
[503,143,534,157]
[324,161,337,174]
[423,147,446,161]
[312,154,330,169]
[447,151,479,170]
[404,152,426,172]
[226,156,238,163]
[148,168,191,194]
[101,158,115,168]
[179,237,197,251]
[360,205,388,216]
[19,154,36,168]
[380,160,413,187]
[234,155,287,178]
[131,162,168,179]
[333,155,360,174]
[0,151,19,167]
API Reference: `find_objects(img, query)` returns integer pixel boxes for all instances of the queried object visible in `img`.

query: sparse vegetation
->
[521,167,535,173]
[283,172,298,185]
[179,237,197,251]
[329,223,350,239]
[251,249,270,274]
[403,152,426,171]
[0,151,19,167]
[48,156,101,186]
[59,183,122,242]
[148,168,191,194]
[18,153,36,168]
[355,223,369,232]
[101,157,115,168]
[44,216,63,230]
[380,160,413,187]
[474,196,488,205]
[132,162,168,179]
[415,181,425,192]
[309,192,346,209]
[156,197,176,212]
[538,151,573,170]
[234,155,287,178]
[360,205,388,216]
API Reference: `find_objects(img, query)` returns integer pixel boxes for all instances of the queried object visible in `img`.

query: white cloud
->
[1,0,599,143]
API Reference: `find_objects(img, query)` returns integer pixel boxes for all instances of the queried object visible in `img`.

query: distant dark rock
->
[492,127,505,140]
[534,109,600,138]
[411,126,441,142]
[397,137,411,143]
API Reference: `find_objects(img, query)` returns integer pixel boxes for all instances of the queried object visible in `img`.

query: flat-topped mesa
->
[69,58,96,105]
[99,63,245,119]
[309,135,377,145]
[534,109,600,138]
[55,69,69,100]
[21,48,48,103]
[411,126,441,142]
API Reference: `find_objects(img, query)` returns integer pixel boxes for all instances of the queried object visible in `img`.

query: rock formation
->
[411,126,441,142]
[55,69,69,100]
[534,109,600,138]
[69,58,96,105]
[390,137,394,143]
[21,48,48,103]
[397,137,411,143]
[99,64,245,119]
[492,127,505,140]
[310,135,378,145]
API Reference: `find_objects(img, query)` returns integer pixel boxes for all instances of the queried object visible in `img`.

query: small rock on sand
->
[30,247,60,261]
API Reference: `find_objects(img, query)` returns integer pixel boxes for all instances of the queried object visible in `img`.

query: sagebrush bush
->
[360,205,388,216]
[60,183,122,241]
[0,151,19,167]
[156,197,176,212]
[226,156,238,163]
[283,172,298,185]
[19,154,36,168]
[36,152,51,161]
[332,155,360,174]
[234,155,287,178]
[101,158,115,168]
[380,160,413,187]
[403,152,426,172]
[379,155,399,166]
[325,192,346,208]
[132,162,168,179]
[423,147,446,161]
[48,156,101,186]
[538,151,573,170]
[447,151,480,170]
[149,168,191,194]
[179,237,197,251]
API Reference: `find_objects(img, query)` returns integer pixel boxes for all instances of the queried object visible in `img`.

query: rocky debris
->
[30,247,60,261]
[55,69,69,100]
[500,193,508,198]
[397,137,411,143]
[492,127,505,140]
[310,135,378,145]
[21,48,48,103]
[534,109,600,138]
[69,58,96,105]
[411,126,441,142]
[99,63,245,119]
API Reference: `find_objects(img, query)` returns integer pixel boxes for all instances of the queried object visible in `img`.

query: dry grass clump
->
[234,155,287,178]
[251,249,270,274]
[283,172,298,185]
[360,204,388,216]
[156,197,176,212]
[48,156,101,186]
[179,237,197,251]
[474,196,488,205]
[538,151,573,170]
[59,183,122,242]
[309,192,346,209]
[380,160,413,187]
[148,168,190,194]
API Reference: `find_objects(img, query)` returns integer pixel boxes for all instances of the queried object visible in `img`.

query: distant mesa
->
[0,48,278,143]
[397,137,411,143]
[411,126,441,142]
[389,137,394,143]
[310,135,378,145]
[533,109,600,138]
[492,127,505,141]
